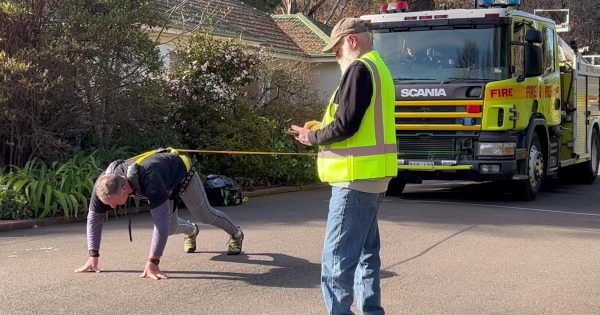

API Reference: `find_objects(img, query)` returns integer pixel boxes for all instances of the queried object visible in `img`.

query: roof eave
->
[308,55,337,62]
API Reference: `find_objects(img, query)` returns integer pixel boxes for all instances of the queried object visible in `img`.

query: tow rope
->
[125,148,315,242]
[167,149,316,156]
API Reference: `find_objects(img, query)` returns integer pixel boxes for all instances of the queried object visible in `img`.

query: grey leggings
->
[168,173,238,236]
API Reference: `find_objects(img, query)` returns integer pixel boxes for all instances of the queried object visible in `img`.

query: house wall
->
[312,62,341,103]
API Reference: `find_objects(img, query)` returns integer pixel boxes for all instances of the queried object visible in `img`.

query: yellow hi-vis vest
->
[317,50,398,182]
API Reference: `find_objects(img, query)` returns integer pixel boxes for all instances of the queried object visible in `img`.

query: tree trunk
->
[307,0,328,17]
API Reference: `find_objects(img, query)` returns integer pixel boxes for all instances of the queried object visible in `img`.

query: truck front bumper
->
[397,158,519,181]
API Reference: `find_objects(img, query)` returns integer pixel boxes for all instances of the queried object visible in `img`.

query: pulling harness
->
[107,147,197,242]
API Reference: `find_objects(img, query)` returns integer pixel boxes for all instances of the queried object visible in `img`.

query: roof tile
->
[158,0,306,56]
[273,14,332,56]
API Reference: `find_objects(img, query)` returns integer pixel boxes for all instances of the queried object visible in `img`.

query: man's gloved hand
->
[303,120,322,131]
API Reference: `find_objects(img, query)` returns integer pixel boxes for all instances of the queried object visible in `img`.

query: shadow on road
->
[101,251,397,288]
[397,177,590,202]
[378,177,600,230]
[382,224,478,271]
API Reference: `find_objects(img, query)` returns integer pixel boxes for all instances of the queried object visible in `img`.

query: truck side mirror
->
[521,29,543,79]
[526,29,542,43]
[524,43,543,78]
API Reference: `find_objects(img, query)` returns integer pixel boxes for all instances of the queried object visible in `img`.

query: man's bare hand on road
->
[74,257,100,273]
[139,261,169,280]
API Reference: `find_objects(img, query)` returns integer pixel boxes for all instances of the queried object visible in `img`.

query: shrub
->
[0,188,31,220]
[194,113,318,189]
[0,153,102,219]
[164,32,320,188]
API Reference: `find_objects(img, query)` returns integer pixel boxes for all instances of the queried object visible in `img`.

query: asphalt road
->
[2,179,600,315]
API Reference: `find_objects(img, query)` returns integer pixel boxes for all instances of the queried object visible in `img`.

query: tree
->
[276,0,380,24]
[407,0,435,11]
[0,0,168,167]
[164,32,319,186]
[517,0,600,54]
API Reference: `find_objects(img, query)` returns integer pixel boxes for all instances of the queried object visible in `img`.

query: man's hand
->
[74,257,100,273]
[139,261,168,280]
[289,125,312,146]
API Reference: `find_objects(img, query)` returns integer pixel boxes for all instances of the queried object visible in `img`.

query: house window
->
[157,44,176,69]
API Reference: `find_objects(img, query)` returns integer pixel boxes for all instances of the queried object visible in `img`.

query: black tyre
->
[579,128,600,184]
[515,133,545,201]
[386,177,406,196]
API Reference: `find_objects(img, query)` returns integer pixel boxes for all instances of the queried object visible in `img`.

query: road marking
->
[402,199,600,217]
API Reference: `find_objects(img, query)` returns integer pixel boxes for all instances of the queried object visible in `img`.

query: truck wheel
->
[515,133,545,201]
[386,177,406,196]
[580,128,599,184]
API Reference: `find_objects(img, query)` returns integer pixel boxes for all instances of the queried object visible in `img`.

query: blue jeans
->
[321,186,386,315]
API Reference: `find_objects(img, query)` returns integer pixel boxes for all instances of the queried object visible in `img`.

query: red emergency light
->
[380,1,409,13]
[466,104,482,113]
[397,1,409,11]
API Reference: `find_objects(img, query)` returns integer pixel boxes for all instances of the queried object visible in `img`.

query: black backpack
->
[203,175,244,206]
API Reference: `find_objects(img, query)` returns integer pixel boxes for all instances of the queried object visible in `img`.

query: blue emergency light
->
[462,118,476,126]
[479,0,520,7]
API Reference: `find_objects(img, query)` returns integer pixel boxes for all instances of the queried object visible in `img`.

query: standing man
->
[289,18,397,315]
[74,148,244,280]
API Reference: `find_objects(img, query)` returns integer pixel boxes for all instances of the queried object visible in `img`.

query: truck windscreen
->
[372,26,509,84]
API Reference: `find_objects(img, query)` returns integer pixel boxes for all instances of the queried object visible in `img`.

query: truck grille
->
[396,106,462,112]
[395,100,482,131]
[397,137,457,160]
[397,118,458,124]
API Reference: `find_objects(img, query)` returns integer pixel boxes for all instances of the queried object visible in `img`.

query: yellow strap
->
[179,155,191,172]
[134,151,157,164]
[126,147,315,173]
[128,148,190,172]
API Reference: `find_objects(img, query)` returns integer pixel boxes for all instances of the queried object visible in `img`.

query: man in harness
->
[74,148,244,280]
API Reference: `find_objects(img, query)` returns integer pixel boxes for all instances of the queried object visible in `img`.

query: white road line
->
[401,199,600,217]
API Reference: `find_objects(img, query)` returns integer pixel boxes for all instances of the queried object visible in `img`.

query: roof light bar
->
[479,0,520,8]
[484,13,500,19]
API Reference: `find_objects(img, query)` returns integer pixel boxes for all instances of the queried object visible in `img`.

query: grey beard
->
[338,51,362,75]
[339,62,351,74]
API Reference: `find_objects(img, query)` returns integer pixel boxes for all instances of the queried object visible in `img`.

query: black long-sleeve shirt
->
[87,153,188,256]
[308,60,373,145]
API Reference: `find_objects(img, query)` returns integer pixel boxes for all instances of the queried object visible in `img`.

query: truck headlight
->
[477,142,516,156]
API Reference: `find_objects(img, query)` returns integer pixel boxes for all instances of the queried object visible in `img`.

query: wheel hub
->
[528,146,544,187]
